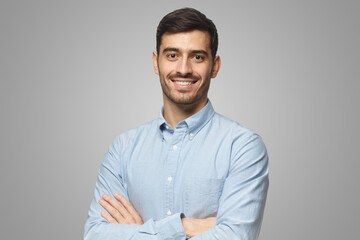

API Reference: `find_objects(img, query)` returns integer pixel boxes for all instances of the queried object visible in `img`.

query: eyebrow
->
[162,47,180,54]
[191,50,209,57]
[162,47,209,57]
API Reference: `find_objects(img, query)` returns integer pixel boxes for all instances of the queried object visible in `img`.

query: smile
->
[171,78,199,86]
[173,81,195,85]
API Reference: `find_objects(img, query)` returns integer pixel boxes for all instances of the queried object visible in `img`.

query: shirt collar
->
[157,100,215,140]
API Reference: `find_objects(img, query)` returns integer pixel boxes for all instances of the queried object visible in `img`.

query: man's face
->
[153,30,220,107]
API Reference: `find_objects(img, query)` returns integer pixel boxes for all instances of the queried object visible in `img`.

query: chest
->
[125,130,231,219]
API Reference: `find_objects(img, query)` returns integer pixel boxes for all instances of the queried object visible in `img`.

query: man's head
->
[156,7,218,61]
[153,8,221,110]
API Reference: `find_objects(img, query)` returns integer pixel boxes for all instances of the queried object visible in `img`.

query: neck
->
[163,97,207,129]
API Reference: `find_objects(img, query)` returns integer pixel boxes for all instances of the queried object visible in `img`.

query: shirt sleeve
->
[190,133,269,240]
[84,136,187,240]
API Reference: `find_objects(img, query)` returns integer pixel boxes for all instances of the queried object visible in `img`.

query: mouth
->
[168,74,200,89]
[171,80,198,86]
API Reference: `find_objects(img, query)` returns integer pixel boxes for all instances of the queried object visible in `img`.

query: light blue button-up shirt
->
[84,101,269,240]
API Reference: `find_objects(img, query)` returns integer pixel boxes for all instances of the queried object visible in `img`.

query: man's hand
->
[99,192,215,237]
[181,217,216,237]
[99,193,143,225]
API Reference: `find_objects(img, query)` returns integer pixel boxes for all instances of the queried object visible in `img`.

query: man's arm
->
[99,193,143,225]
[182,135,269,240]
[98,133,268,240]
[190,133,269,240]
[181,217,216,237]
[100,193,217,238]
[84,137,186,240]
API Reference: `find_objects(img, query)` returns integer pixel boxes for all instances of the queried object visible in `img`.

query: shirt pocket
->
[185,177,225,218]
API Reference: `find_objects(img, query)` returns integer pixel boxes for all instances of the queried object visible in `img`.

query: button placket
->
[164,127,186,218]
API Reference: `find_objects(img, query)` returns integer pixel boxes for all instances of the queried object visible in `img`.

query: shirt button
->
[167,210,172,215]
[189,133,194,137]
[173,145,177,150]
[168,176,173,182]
[165,125,169,129]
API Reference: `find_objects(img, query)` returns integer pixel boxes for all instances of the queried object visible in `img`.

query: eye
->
[193,55,204,62]
[167,53,177,60]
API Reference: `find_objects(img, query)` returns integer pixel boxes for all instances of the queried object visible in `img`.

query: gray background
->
[1,0,359,239]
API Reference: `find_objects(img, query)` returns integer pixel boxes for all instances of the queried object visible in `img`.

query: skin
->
[100,30,221,237]
[99,193,143,225]
[152,30,221,129]
[100,193,216,237]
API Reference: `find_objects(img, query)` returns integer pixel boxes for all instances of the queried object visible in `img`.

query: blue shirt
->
[84,101,269,240]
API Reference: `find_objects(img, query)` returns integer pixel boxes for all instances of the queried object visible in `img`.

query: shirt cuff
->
[155,212,186,239]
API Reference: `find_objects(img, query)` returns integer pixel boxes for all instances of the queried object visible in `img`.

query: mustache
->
[169,73,200,81]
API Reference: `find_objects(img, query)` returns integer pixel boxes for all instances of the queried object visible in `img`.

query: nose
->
[176,57,193,75]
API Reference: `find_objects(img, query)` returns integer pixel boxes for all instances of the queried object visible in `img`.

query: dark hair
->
[156,7,218,60]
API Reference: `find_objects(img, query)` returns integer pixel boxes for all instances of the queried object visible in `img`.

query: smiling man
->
[84,8,269,240]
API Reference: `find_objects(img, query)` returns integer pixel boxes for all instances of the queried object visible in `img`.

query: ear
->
[211,56,221,78]
[152,51,159,75]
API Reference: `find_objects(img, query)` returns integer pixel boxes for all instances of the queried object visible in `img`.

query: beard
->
[159,71,211,106]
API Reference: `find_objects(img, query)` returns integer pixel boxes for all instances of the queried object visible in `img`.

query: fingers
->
[100,210,117,223]
[99,197,126,224]
[104,194,135,224]
[99,193,143,225]
[114,193,144,224]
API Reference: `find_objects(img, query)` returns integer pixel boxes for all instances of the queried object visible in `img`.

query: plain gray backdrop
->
[1,0,359,239]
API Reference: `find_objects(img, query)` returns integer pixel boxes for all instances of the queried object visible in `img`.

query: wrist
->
[181,218,194,237]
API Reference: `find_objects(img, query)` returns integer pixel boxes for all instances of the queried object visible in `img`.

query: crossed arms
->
[84,133,269,240]
[99,192,216,238]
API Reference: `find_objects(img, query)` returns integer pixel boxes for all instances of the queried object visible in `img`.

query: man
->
[84,7,269,240]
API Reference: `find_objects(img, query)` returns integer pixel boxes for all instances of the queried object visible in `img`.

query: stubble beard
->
[159,72,211,106]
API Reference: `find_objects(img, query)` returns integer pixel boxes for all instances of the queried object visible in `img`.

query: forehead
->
[160,30,211,52]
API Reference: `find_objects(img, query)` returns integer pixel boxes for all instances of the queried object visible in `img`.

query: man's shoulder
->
[212,112,267,155]
[107,119,158,153]
[213,112,258,138]
[213,113,267,166]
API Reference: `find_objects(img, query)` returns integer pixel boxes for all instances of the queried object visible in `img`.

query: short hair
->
[156,7,218,60]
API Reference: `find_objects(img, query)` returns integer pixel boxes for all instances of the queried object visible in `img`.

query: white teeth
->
[175,81,193,85]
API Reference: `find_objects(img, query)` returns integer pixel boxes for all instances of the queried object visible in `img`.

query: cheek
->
[159,64,174,78]
[197,67,212,79]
